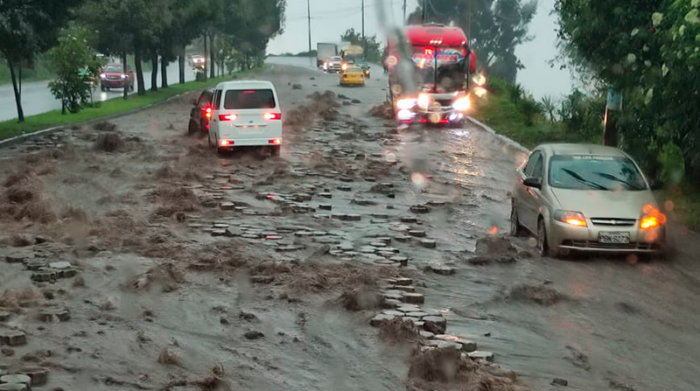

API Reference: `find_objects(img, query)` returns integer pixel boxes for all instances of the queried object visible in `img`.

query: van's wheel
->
[510,201,524,237]
[207,130,214,148]
[271,146,281,157]
[188,121,197,135]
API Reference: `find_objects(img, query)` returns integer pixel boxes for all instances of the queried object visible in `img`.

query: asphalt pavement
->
[0,62,197,122]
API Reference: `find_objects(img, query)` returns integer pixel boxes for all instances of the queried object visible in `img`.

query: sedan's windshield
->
[549,155,647,191]
[104,65,122,72]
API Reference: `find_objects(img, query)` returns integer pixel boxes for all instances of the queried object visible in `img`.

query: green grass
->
[0,66,268,140]
[471,92,599,150]
[662,184,700,231]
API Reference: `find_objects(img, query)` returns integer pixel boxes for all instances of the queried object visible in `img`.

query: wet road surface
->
[1,61,699,391]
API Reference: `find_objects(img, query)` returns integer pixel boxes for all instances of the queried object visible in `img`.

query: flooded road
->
[1,61,699,391]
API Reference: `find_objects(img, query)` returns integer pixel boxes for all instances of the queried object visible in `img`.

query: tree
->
[541,95,556,123]
[0,0,86,122]
[555,0,700,184]
[340,28,381,63]
[48,26,102,114]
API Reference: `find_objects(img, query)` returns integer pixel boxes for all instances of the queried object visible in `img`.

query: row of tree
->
[407,0,537,83]
[0,0,287,122]
[556,0,700,186]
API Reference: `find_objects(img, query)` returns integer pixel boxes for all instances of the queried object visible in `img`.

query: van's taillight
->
[264,112,282,120]
[219,139,233,146]
[269,138,281,145]
[203,106,212,119]
[219,114,238,121]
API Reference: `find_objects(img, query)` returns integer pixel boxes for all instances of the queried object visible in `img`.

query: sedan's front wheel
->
[510,201,524,237]
[537,218,549,257]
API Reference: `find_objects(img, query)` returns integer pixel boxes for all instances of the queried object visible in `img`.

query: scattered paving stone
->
[319,204,332,210]
[400,217,418,224]
[430,265,456,275]
[408,230,426,238]
[31,270,57,282]
[467,351,494,363]
[370,242,387,248]
[434,335,477,352]
[381,310,405,317]
[339,176,354,183]
[337,185,352,192]
[395,278,414,286]
[250,275,274,284]
[5,254,29,264]
[406,311,428,318]
[400,292,425,304]
[370,313,395,327]
[551,378,568,387]
[244,330,265,340]
[346,214,361,221]
[422,316,447,331]
[39,308,71,322]
[276,245,303,252]
[220,202,235,210]
[294,231,313,237]
[0,330,26,346]
[410,205,429,214]
[381,291,403,301]
[394,235,412,243]
[424,340,462,351]
[0,383,28,391]
[420,331,435,339]
[211,229,227,237]
[475,236,517,255]
[394,285,416,293]
[0,312,10,322]
[359,246,376,254]
[319,192,333,198]
[24,261,46,271]
[364,177,376,182]
[418,239,437,249]
[20,368,47,386]
[382,299,402,309]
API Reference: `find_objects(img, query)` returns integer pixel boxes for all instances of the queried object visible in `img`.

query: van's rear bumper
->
[219,138,282,147]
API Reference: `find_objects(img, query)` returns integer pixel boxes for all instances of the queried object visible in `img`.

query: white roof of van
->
[215,80,275,90]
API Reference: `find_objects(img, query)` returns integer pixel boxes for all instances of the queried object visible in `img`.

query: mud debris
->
[507,284,568,306]
[93,132,124,152]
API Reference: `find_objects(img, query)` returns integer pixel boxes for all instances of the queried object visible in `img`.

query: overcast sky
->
[268,0,572,99]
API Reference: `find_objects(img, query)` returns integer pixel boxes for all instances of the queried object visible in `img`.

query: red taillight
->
[440,119,449,124]
[219,114,238,121]
[205,124,210,130]
[264,112,282,120]
[219,139,233,146]
[203,106,212,119]
[419,119,427,123]
[268,138,281,145]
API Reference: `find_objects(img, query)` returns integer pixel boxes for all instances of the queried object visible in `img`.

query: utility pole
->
[362,0,365,46]
[307,0,312,53]
[467,0,472,46]
[403,0,407,25]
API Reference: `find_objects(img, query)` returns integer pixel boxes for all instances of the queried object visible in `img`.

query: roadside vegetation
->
[0,0,287,122]
[0,67,267,141]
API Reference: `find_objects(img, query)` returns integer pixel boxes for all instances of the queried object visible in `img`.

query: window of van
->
[223,89,276,110]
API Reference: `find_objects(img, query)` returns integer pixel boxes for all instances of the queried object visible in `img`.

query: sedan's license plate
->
[599,232,630,244]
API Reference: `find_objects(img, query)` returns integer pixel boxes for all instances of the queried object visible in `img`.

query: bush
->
[518,97,543,127]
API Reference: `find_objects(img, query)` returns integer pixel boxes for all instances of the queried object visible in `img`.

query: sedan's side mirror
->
[649,179,664,190]
[190,98,197,106]
[523,177,542,189]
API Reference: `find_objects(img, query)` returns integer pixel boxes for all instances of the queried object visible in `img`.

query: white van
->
[208,80,283,156]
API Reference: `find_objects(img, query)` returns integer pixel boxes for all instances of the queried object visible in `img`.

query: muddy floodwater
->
[1,62,699,391]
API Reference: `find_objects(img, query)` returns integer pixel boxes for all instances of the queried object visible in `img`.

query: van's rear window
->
[223,89,276,109]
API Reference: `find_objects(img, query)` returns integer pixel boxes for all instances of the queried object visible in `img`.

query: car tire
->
[100,85,105,92]
[537,218,549,257]
[188,120,198,135]
[510,201,524,237]
[271,146,281,157]
[207,129,214,148]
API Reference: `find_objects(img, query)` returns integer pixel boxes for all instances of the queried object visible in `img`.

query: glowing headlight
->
[397,109,415,121]
[472,74,486,86]
[473,87,488,98]
[453,96,471,111]
[100,73,106,79]
[396,98,417,110]
[121,74,128,79]
[417,93,431,110]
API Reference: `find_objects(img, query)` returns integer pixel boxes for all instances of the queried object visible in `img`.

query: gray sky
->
[268,0,572,99]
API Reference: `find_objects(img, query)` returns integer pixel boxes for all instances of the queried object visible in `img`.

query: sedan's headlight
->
[453,96,471,111]
[121,74,128,79]
[554,210,587,227]
[397,98,417,110]
[100,73,106,79]
[640,204,667,229]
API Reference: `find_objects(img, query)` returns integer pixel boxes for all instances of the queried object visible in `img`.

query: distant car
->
[326,56,343,73]
[189,55,206,70]
[99,63,134,92]
[188,88,215,135]
[511,144,667,256]
[207,80,282,156]
[340,64,366,86]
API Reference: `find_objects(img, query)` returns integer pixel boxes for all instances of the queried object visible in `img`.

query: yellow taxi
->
[339,64,365,86]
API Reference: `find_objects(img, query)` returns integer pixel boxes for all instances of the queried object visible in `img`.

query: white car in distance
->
[207,80,283,156]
